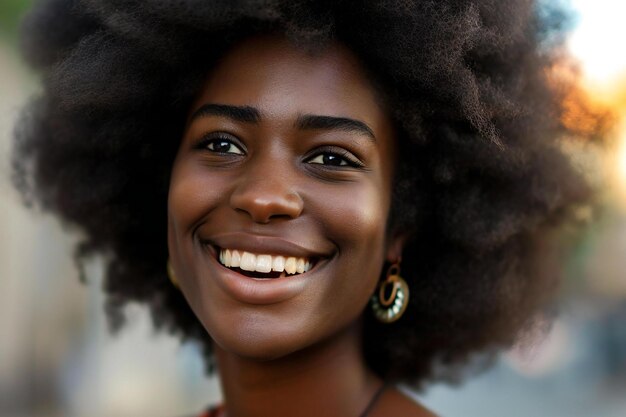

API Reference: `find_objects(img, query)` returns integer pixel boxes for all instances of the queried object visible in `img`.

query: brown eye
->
[196,133,245,155]
[308,153,349,166]
[306,147,363,168]
[207,139,244,154]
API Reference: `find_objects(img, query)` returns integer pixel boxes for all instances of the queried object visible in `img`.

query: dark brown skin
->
[167,35,436,417]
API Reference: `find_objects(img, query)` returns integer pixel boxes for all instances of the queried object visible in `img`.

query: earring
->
[370,261,409,323]
[167,259,179,289]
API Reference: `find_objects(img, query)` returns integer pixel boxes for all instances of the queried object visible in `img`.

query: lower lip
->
[203,245,322,305]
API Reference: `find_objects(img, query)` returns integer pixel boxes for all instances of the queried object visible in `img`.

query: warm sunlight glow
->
[618,129,626,185]
[568,0,626,84]
[568,1,626,203]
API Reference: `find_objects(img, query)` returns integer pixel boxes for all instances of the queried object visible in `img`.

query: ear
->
[385,231,411,263]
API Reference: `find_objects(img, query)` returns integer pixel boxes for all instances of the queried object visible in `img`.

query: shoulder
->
[373,387,439,417]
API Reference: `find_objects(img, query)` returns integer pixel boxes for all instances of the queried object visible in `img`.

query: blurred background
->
[1,1,625,416]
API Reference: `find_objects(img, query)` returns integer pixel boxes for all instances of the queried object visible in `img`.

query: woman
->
[13,1,590,416]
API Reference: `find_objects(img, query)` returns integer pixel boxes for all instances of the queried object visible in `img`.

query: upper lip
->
[202,232,332,259]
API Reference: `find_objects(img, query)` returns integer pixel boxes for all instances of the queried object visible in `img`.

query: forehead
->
[191,35,389,132]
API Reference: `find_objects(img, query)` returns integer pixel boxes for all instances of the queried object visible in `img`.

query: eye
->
[308,153,349,166]
[306,147,363,168]
[198,133,245,155]
[207,139,243,154]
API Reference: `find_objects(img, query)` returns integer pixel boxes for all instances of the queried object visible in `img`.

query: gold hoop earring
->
[370,262,409,323]
[167,259,179,289]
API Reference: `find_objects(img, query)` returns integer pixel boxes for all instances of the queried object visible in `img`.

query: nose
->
[229,161,304,224]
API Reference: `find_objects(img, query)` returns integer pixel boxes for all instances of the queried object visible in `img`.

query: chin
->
[210,319,311,361]
[204,305,361,362]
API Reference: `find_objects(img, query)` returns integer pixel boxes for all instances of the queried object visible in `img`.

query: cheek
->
[312,182,391,310]
[167,161,225,277]
[168,163,221,235]
[321,178,390,255]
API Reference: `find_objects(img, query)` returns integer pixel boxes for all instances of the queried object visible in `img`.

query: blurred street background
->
[1,1,625,416]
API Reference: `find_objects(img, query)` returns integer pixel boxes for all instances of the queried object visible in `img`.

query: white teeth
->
[231,250,241,267]
[218,248,313,275]
[256,255,272,273]
[284,257,297,274]
[272,256,285,272]
[240,252,256,271]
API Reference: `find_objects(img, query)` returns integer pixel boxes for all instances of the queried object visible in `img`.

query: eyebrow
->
[296,114,376,141]
[189,103,375,141]
[189,103,260,123]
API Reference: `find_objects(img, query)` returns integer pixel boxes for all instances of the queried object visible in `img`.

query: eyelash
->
[195,133,244,155]
[306,146,364,168]
[195,133,364,168]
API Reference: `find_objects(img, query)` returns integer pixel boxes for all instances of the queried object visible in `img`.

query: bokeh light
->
[567,0,626,202]
[619,131,626,180]
[568,0,626,84]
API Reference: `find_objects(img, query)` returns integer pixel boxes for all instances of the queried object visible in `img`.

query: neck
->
[214,322,382,417]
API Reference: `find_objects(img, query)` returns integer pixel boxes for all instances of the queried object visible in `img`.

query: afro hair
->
[14,0,592,385]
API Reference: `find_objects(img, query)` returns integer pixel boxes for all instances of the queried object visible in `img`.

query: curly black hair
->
[13,0,592,386]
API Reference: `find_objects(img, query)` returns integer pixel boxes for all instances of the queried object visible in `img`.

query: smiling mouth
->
[211,246,318,279]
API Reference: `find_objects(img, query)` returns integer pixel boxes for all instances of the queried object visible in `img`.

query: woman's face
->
[168,35,402,360]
